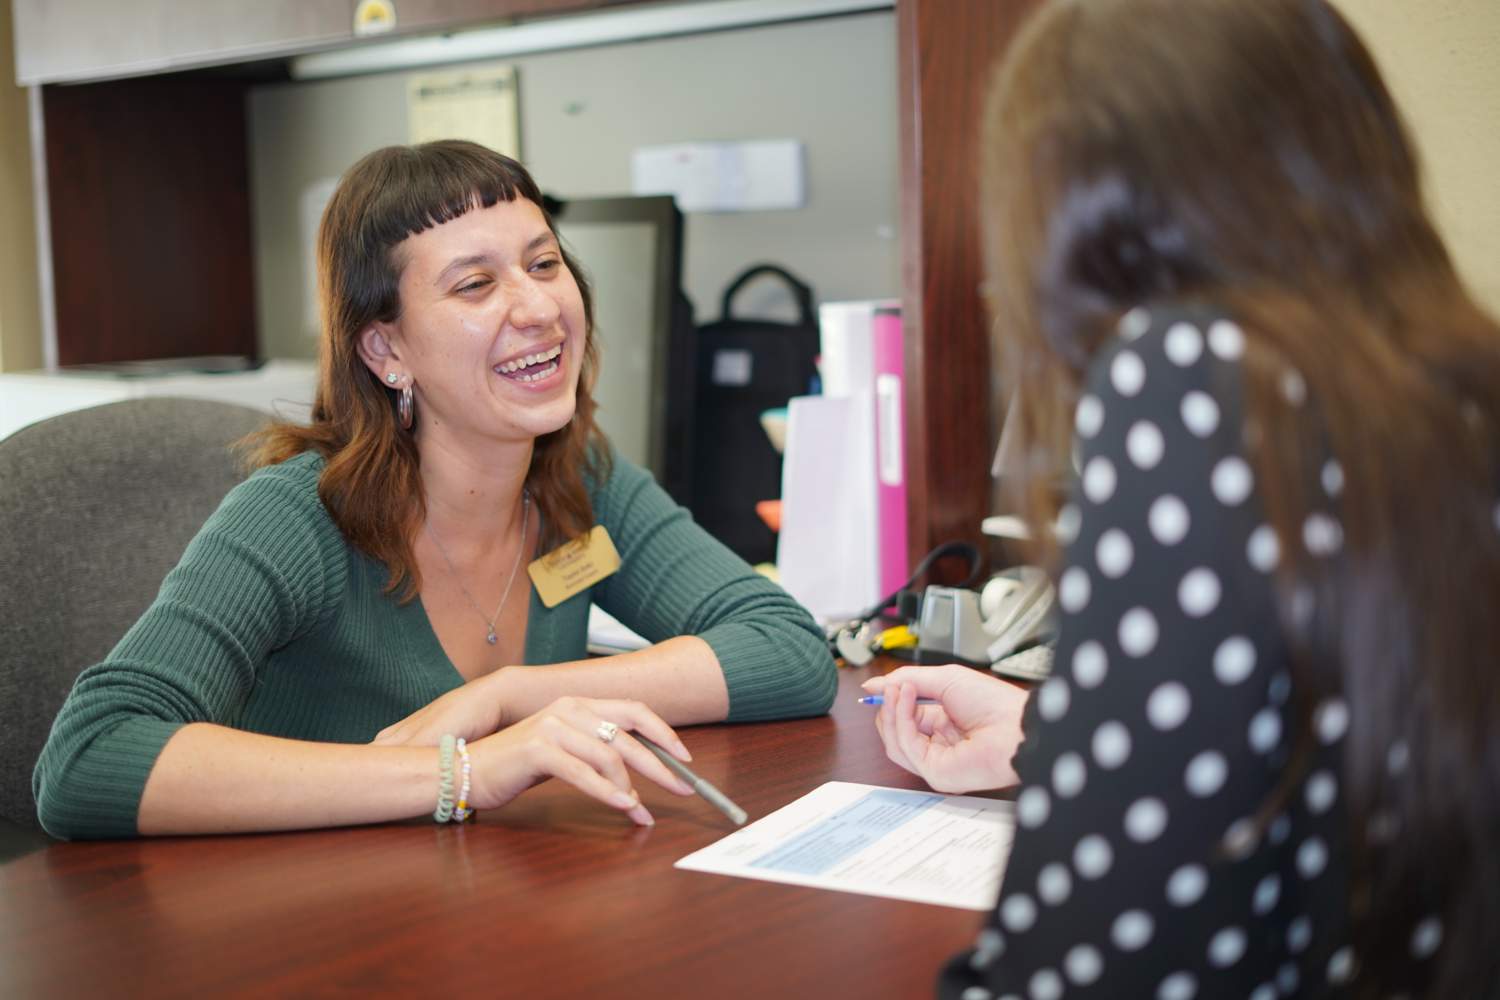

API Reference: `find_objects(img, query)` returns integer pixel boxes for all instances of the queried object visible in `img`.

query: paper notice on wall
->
[675,782,1015,910]
[407,64,520,157]
[299,176,341,338]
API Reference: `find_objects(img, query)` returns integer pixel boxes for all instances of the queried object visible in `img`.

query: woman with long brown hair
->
[35,141,836,839]
[866,0,1499,995]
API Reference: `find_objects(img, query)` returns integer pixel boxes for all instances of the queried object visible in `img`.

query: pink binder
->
[872,306,908,597]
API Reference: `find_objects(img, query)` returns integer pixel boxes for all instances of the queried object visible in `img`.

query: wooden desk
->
[0,666,988,999]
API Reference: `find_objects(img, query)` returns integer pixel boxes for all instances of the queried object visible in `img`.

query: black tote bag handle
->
[719,264,816,329]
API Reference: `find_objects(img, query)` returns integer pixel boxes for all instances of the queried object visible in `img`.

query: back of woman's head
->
[250,140,608,595]
[985,0,1500,993]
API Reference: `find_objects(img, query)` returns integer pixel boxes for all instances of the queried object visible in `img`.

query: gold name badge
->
[527,525,621,608]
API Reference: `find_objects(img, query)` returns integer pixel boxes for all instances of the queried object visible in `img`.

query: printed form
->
[674,782,1015,910]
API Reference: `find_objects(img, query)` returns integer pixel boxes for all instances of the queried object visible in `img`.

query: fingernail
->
[677,743,693,762]
[611,790,639,809]
[629,804,655,826]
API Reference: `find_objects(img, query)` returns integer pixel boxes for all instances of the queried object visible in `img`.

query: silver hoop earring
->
[398,384,414,430]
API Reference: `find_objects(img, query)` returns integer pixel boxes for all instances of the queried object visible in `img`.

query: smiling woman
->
[32,141,837,841]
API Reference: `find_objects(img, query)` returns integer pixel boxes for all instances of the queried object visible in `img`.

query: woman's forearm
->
[493,636,730,727]
[137,723,441,835]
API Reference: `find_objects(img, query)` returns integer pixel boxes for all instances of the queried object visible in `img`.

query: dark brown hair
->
[247,140,610,597]
[984,0,1500,993]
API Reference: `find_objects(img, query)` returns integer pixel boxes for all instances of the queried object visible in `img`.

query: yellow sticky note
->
[527,525,621,608]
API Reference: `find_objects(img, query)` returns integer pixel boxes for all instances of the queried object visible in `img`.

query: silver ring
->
[595,721,619,744]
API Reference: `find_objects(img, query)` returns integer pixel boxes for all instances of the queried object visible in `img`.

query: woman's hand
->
[467,696,696,825]
[372,672,510,746]
[863,665,1029,793]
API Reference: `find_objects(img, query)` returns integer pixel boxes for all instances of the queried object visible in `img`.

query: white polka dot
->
[1411,916,1443,959]
[1249,985,1276,1000]
[1147,495,1190,546]
[1053,752,1086,799]
[1111,909,1154,951]
[1156,972,1196,1000]
[1118,607,1159,657]
[1165,864,1207,907]
[1072,641,1108,689]
[1277,963,1299,995]
[1124,797,1167,843]
[1287,915,1312,953]
[1180,391,1220,438]
[1028,969,1063,1000]
[1315,698,1350,744]
[1269,814,1292,846]
[1248,707,1282,754]
[1037,863,1072,906]
[1119,307,1151,341]
[1075,394,1105,439]
[1305,770,1337,814]
[1064,944,1104,985]
[1177,567,1221,618]
[1055,503,1082,545]
[1322,459,1344,496]
[1213,636,1256,685]
[1147,682,1191,731]
[1280,368,1307,406]
[1211,456,1253,505]
[1327,946,1356,984]
[1208,926,1247,967]
[1222,817,1258,859]
[1017,785,1051,829]
[961,986,992,1000]
[1074,835,1113,879]
[1246,524,1279,573]
[1038,677,1071,722]
[1297,836,1329,879]
[972,927,1005,965]
[1208,319,1245,360]
[1092,721,1132,770]
[1253,873,1281,915]
[1083,455,1117,504]
[1163,322,1202,366]
[1059,567,1092,614]
[1096,529,1134,579]
[1303,512,1343,556]
[1111,350,1146,396]
[1185,751,1228,797]
[1001,892,1037,932]
[1126,420,1165,469]
[1387,740,1410,776]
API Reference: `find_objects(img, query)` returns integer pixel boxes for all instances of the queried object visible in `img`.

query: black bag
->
[689,265,820,565]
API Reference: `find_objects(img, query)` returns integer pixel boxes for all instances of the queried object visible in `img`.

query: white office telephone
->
[914,566,1056,682]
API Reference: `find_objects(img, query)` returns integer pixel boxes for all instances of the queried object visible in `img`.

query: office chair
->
[0,397,270,829]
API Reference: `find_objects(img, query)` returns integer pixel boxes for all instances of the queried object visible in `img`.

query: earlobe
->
[357,324,401,382]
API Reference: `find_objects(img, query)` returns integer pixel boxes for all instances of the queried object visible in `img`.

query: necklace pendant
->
[486,628,498,646]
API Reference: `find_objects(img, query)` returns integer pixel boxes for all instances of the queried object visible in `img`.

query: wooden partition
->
[897,0,1042,574]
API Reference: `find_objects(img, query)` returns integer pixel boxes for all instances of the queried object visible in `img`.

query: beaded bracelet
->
[433,733,457,823]
[452,737,474,823]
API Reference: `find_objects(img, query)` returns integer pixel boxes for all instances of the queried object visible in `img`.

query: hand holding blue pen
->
[856,695,940,706]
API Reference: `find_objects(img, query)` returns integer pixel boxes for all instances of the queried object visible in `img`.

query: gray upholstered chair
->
[0,397,270,829]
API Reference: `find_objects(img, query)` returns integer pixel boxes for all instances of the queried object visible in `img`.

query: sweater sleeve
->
[590,453,837,722]
[32,458,348,840]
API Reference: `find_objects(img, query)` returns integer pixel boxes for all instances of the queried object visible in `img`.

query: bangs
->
[359,141,546,254]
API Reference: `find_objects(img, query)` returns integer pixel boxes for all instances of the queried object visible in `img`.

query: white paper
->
[586,604,649,655]
[631,140,804,213]
[674,781,1015,911]
[407,64,520,156]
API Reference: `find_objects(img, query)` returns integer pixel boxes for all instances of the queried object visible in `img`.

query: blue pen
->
[856,695,941,706]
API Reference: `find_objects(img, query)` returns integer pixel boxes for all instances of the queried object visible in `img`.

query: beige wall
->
[0,0,42,372]
[1335,0,1500,317]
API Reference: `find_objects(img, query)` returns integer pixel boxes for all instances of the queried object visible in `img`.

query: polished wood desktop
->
[0,665,994,999]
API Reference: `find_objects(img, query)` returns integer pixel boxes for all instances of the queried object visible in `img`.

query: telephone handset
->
[914,567,1056,682]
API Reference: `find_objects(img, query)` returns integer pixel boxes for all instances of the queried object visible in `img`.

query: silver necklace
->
[425,489,530,646]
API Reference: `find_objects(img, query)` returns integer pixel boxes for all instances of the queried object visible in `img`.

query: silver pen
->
[634,732,748,826]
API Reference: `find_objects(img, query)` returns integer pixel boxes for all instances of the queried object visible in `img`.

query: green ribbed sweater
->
[33,450,836,840]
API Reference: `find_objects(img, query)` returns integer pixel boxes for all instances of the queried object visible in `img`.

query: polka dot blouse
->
[939,306,1440,999]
